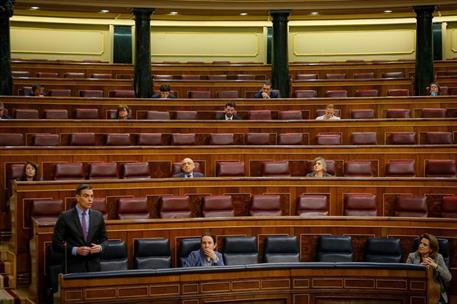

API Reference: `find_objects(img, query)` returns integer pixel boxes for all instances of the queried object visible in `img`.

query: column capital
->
[0,0,15,18]
[132,8,155,18]
[413,5,435,16]
[269,10,290,19]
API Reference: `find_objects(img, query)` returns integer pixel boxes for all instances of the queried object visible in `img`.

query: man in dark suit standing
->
[217,102,240,120]
[173,158,204,178]
[52,184,108,273]
[254,81,280,99]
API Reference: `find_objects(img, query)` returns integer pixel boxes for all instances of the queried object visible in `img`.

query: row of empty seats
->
[1,132,455,146]
[31,194,457,220]
[9,159,457,180]
[6,107,457,119]
[295,71,409,80]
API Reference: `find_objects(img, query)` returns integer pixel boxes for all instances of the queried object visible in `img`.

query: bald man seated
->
[173,158,204,178]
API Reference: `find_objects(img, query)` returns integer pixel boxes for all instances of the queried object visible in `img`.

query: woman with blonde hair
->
[306,157,333,177]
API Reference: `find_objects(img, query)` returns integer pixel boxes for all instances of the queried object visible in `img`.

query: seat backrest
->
[209,133,234,145]
[421,108,446,118]
[146,111,170,120]
[79,90,104,98]
[364,238,402,263]
[278,133,304,145]
[217,90,239,98]
[353,72,374,79]
[43,109,68,119]
[249,110,272,120]
[182,74,201,80]
[316,133,341,145]
[354,90,379,97]
[382,71,405,78]
[171,133,196,145]
[70,133,96,146]
[188,90,211,98]
[31,199,64,221]
[262,161,290,177]
[92,198,108,219]
[48,89,72,97]
[344,193,377,216]
[325,90,347,97]
[32,133,60,146]
[385,160,416,177]
[175,111,198,120]
[223,236,258,265]
[117,197,149,219]
[387,89,410,96]
[278,111,303,120]
[12,71,30,77]
[296,194,329,216]
[207,74,227,80]
[37,72,58,78]
[105,133,131,146]
[54,162,84,180]
[160,195,191,218]
[236,74,256,80]
[425,160,457,177]
[351,132,377,145]
[216,161,245,177]
[424,132,453,144]
[134,238,171,269]
[351,109,375,119]
[250,194,282,216]
[296,73,317,80]
[121,162,150,179]
[245,133,271,145]
[89,162,118,179]
[344,160,374,177]
[100,240,128,271]
[326,73,346,79]
[0,133,24,146]
[442,195,457,218]
[264,236,299,263]
[388,132,416,145]
[74,108,99,119]
[109,90,135,98]
[178,238,201,267]
[385,109,411,118]
[295,90,317,98]
[316,235,353,262]
[15,109,39,119]
[203,195,234,217]
[90,73,112,79]
[137,133,163,145]
[394,196,428,217]
[63,72,85,78]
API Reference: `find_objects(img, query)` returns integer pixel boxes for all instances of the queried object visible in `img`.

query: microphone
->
[63,241,68,274]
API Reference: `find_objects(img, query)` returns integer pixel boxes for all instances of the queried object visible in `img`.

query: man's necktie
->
[81,211,88,241]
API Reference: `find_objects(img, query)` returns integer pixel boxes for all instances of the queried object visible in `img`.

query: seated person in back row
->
[217,102,240,120]
[183,233,224,267]
[0,102,11,119]
[115,105,130,120]
[29,83,46,96]
[427,82,441,96]
[254,81,279,99]
[151,84,176,99]
[316,104,341,120]
[17,161,41,181]
[306,157,333,177]
[173,158,204,178]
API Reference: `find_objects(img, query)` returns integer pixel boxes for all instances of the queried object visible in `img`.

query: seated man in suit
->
[183,232,224,267]
[173,158,204,178]
[52,184,108,273]
[316,104,341,120]
[254,81,279,99]
[0,102,11,119]
[151,84,176,99]
[217,102,240,120]
[30,83,46,96]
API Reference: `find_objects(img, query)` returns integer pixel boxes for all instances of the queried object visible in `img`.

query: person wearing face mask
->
[316,104,341,120]
[306,157,333,177]
[183,233,224,267]
[428,82,441,96]
[406,233,452,304]
[18,161,41,181]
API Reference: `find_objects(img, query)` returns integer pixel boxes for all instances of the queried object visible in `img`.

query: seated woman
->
[115,105,130,120]
[406,233,452,304]
[428,82,441,96]
[183,233,224,267]
[306,157,333,177]
[18,161,40,181]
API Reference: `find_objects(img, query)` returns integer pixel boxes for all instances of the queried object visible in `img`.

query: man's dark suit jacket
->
[173,172,205,178]
[216,114,240,120]
[52,207,108,273]
[254,90,280,98]
[151,93,176,98]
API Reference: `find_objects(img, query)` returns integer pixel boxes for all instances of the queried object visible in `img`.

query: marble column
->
[414,6,435,96]
[133,8,154,98]
[0,0,14,96]
[270,10,290,98]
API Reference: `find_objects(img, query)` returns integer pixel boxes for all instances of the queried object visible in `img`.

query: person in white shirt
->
[316,104,341,120]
